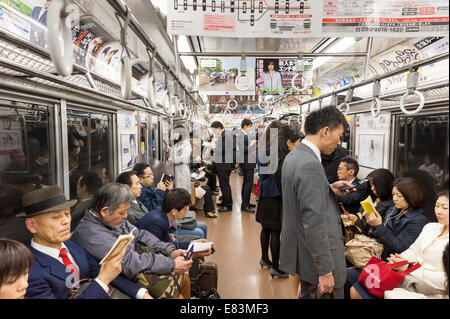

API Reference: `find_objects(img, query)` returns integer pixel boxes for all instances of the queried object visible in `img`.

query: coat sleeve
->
[296,161,335,276]
[371,217,428,255]
[85,248,141,299]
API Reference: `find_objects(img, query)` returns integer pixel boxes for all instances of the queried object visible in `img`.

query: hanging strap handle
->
[115,6,132,58]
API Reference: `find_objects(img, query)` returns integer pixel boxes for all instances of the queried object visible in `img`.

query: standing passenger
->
[236,119,257,213]
[280,106,352,299]
[170,125,192,194]
[211,121,236,212]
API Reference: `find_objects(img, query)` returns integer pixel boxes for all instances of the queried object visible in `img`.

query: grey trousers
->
[299,280,345,299]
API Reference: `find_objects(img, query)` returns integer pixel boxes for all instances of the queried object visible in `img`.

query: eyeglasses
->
[141,175,153,178]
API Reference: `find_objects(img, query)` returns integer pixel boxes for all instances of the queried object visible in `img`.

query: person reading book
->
[19,186,151,299]
[345,177,429,299]
[341,169,395,235]
[71,183,192,299]
[133,163,173,213]
[136,188,213,257]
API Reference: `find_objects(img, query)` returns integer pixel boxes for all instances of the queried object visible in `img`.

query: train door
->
[66,108,112,200]
[0,100,57,194]
[393,109,449,190]
[150,114,159,161]
[138,112,149,163]
[161,117,171,162]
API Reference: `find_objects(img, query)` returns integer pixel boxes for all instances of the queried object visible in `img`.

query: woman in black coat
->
[256,122,302,278]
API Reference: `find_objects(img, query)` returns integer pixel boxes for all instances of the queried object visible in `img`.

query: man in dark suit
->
[18,185,152,299]
[30,0,50,47]
[235,119,257,213]
[211,121,236,212]
[336,157,370,214]
[280,106,354,299]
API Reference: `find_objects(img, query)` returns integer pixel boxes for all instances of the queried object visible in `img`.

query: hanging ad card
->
[255,58,313,95]
[167,0,448,38]
[198,57,256,96]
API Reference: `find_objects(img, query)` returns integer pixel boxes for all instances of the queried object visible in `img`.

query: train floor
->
[195,172,293,299]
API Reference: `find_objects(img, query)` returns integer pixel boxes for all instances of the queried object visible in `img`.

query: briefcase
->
[197,261,218,292]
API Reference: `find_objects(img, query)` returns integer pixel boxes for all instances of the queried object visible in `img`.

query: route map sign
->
[167,0,449,38]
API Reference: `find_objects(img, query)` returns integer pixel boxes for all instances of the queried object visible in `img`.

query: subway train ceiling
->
[0,0,448,116]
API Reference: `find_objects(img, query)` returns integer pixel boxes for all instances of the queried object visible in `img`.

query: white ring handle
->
[47,0,74,77]
[147,75,156,108]
[371,97,382,118]
[178,102,187,118]
[291,73,307,92]
[223,109,232,117]
[161,90,170,114]
[337,102,350,116]
[399,90,425,115]
[227,99,238,110]
[244,109,252,116]
[235,75,252,91]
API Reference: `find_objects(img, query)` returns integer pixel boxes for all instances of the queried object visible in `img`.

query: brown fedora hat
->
[17,185,77,218]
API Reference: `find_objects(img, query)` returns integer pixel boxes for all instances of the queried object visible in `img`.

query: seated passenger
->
[116,170,147,225]
[133,163,172,212]
[0,185,32,244]
[0,238,33,299]
[3,150,32,187]
[137,188,212,251]
[344,168,395,234]
[71,183,192,299]
[419,154,444,183]
[30,149,49,186]
[404,169,438,223]
[346,177,429,298]
[71,171,103,231]
[351,191,449,299]
[20,186,149,299]
[336,157,370,214]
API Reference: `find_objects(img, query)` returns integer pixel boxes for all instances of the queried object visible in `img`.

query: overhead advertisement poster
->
[168,0,320,38]
[167,0,448,37]
[198,57,256,96]
[255,58,313,95]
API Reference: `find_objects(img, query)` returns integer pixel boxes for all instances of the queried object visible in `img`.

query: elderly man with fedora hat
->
[20,185,152,299]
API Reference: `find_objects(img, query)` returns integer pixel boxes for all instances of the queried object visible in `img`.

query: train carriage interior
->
[0,0,448,303]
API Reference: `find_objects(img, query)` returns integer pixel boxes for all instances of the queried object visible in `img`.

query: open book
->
[99,228,137,265]
[187,241,214,253]
[360,196,378,218]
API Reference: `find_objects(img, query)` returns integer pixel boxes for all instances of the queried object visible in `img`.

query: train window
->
[0,102,56,194]
[394,111,449,191]
[67,110,111,200]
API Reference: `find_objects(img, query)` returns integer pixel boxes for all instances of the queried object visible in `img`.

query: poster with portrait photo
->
[255,58,313,96]
[121,134,137,171]
[0,132,21,155]
[0,0,52,48]
[358,134,384,169]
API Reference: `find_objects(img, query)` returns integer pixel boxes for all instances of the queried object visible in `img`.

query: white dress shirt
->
[301,139,322,163]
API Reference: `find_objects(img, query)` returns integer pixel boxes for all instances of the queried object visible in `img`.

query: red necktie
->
[59,248,78,277]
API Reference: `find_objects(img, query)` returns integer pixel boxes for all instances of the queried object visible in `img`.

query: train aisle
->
[196,172,292,299]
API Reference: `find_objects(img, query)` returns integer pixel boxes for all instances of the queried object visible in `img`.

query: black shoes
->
[259,259,272,269]
[241,206,255,213]
[204,211,218,218]
[270,268,288,279]
[218,206,232,213]
[248,203,256,208]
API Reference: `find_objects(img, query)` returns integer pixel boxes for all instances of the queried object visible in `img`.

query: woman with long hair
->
[256,123,302,279]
